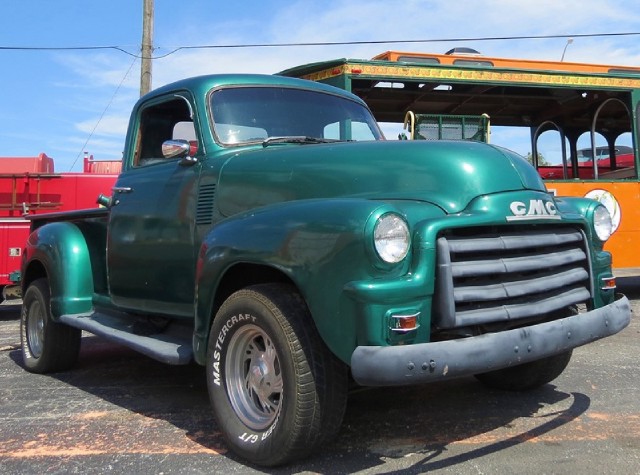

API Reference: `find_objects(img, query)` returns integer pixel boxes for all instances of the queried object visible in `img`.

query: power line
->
[0,45,138,55]
[2,32,640,60]
[69,56,138,171]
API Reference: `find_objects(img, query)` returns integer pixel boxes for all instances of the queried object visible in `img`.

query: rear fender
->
[22,222,94,319]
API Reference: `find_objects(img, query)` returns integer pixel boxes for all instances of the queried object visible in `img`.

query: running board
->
[59,312,193,365]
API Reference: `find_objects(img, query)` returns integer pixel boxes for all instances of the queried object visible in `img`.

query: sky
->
[1,0,640,171]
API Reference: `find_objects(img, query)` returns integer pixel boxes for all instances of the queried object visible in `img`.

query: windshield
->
[210,86,383,145]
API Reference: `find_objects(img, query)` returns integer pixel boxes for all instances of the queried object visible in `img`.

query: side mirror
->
[162,139,189,158]
[161,139,199,160]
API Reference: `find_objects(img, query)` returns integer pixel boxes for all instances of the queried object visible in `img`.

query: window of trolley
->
[280,50,640,275]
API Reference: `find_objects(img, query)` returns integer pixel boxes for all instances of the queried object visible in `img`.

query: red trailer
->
[0,153,120,300]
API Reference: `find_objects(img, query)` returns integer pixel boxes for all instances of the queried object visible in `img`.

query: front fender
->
[22,222,94,318]
[193,198,403,364]
[553,196,598,221]
[554,196,613,305]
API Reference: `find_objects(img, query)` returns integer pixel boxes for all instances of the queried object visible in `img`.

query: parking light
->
[601,276,616,291]
[390,312,420,333]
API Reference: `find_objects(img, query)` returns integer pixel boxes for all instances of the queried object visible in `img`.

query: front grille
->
[432,226,592,330]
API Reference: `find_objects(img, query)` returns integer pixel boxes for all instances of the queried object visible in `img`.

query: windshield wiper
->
[262,136,341,147]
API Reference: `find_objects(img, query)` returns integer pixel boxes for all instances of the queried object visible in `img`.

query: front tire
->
[206,284,348,466]
[20,278,81,373]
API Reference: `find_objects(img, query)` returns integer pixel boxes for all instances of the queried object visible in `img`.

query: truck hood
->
[217,140,546,216]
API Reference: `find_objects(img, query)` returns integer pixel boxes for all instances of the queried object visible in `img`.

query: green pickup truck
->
[19,73,630,466]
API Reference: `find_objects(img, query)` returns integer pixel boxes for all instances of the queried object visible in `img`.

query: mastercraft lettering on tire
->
[19,72,631,466]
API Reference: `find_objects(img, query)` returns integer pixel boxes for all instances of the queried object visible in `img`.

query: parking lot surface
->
[1,279,639,474]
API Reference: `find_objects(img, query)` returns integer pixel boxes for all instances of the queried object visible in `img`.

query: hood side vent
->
[196,183,216,225]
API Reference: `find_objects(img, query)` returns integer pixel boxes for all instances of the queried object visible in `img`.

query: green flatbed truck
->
[19,73,630,466]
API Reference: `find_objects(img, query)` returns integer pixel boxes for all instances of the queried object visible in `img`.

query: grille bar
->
[451,248,586,277]
[454,267,589,302]
[446,229,583,253]
[453,287,591,326]
[433,227,592,330]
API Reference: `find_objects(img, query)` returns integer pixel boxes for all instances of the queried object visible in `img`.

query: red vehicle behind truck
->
[0,153,120,300]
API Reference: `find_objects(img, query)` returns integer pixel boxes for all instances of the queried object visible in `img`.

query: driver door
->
[107,93,200,317]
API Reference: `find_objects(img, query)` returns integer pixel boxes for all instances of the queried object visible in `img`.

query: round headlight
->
[374,213,410,263]
[593,205,613,242]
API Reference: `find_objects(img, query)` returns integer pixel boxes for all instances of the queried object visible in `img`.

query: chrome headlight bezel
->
[373,213,410,264]
[593,204,613,242]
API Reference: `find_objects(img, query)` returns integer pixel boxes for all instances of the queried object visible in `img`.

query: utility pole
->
[140,0,154,96]
[560,38,573,62]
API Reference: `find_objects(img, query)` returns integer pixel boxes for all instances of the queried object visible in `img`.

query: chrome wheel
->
[225,324,283,430]
[26,300,45,358]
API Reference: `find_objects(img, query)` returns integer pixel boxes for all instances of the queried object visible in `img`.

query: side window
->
[134,96,196,167]
[173,121,196,142]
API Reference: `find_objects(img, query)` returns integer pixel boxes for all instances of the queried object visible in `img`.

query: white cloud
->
[54,52,140,90]
[75,114,130,137]
[60,0,640,92]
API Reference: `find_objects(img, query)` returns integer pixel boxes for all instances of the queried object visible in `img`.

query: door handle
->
[112,186,133,193]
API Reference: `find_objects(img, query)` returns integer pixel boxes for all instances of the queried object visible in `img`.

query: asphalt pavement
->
[1,279,639,474]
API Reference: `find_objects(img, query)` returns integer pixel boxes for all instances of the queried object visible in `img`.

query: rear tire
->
[474,350,573,391]
[206,283,348,466]
[20,278,81,373]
